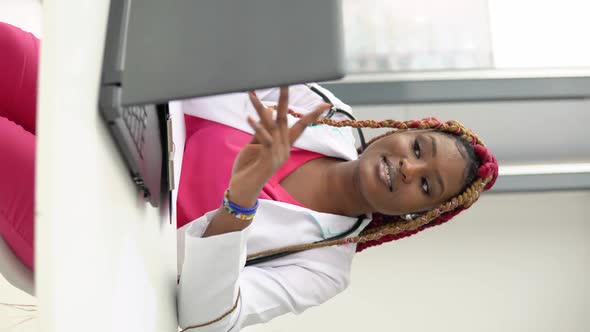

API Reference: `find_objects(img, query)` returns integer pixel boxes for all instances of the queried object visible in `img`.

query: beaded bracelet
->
[221,189,259,221]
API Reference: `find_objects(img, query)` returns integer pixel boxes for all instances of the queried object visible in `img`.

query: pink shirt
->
[176,116,324,229]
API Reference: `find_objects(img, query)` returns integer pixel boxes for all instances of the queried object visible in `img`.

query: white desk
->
[36,1,177,331]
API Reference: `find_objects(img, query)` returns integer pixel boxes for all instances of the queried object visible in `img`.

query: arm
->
[177,88,333,331]
[201,89,329,237]
[178,212,355,332]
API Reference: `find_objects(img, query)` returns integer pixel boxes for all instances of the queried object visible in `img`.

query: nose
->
[399,158,425,184]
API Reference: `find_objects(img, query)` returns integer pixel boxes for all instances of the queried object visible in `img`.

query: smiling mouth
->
[379,156,394,192]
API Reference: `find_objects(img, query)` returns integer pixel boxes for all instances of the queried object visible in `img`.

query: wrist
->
[227,182,260,208]
[222,189,259,221]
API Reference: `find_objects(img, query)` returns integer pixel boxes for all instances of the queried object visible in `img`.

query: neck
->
[313,158,373,217]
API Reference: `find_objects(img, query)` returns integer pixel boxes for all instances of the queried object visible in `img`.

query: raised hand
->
[228,87,331,207]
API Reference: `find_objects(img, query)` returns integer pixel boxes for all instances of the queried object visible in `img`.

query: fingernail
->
[249,91,257,97]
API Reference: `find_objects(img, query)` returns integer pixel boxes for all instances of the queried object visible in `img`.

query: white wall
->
[245,190,590,332]
[0,0,42,37]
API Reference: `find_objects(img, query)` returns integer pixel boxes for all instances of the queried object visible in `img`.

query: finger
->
[249,91,274,130]
[276,87,289,143]
[247,115,273,147]
[276,87,288,125]
[246,115,260,144]
[288,103,331,145]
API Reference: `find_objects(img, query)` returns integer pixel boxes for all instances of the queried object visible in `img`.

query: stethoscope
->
[245,85,367,266]
[307,84,367,151]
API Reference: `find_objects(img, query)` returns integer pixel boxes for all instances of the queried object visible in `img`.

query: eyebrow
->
[428,135,445,197]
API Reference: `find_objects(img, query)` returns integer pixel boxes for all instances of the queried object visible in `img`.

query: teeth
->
[383,157,392,190]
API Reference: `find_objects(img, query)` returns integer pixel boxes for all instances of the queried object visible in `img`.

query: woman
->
[175,86,497,332]
[0,21,498,331]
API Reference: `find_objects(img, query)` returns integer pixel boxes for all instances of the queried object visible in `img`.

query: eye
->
[421,178,430,194]
[413,139,421,158]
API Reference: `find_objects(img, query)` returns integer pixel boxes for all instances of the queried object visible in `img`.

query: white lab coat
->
[174,85,372,332]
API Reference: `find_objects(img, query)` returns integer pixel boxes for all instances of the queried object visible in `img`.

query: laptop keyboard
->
[122,106,148,159]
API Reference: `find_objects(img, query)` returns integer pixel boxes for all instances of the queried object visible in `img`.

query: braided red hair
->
[246,113,499,261]
[352,119,498,251]
[289,111,499,251]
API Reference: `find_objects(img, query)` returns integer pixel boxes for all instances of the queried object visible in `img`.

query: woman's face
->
[357,130,469,215]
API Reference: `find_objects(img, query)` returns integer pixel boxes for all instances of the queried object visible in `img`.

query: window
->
[343,0,590,73]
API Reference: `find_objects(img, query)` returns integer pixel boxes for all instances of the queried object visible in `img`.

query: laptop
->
[99,0,345,207]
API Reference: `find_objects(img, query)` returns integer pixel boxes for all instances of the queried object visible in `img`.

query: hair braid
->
[247,110,498,261]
